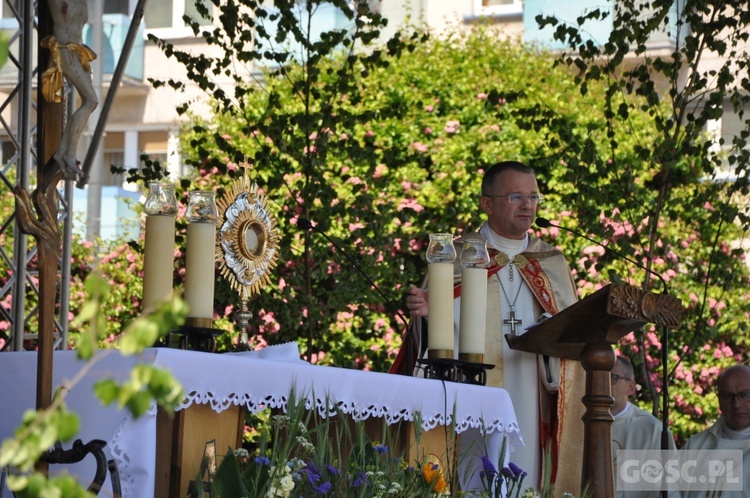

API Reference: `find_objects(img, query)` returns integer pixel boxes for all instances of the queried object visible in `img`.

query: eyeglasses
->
[483,193,544,205]
[717,390,750,403]
[611,374,632,385]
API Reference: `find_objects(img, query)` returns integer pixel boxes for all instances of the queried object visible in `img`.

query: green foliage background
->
[2,1,750,448]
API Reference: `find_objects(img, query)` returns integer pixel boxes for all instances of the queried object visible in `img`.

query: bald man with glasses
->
[611,356,677,498]
[682,364,750,498]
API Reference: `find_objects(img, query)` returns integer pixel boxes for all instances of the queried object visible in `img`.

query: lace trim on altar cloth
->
[178,389,522,437]
[109,419,136,497]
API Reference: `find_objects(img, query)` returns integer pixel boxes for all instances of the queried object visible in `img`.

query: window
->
[1,1,19,19]
[144,0,213,36]
[104,1,130,15]
[475,0,524,17]
[139,130,171,175]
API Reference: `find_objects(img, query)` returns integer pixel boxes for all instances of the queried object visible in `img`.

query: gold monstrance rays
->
[215,156,280,301]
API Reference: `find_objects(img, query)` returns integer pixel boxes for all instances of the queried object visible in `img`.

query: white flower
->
[234,448,249,459]
[295,435,315,452]
[280,474,295,493]
[271,415,289,428]
[264,465,295,498]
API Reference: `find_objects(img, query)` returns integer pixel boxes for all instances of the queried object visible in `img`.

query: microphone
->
[296,217,411,331]
[535,217,668,295]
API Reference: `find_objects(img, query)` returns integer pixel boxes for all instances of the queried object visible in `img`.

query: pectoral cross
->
[503,309,523,336]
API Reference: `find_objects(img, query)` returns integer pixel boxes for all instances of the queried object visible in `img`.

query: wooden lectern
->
[506,283,683,498]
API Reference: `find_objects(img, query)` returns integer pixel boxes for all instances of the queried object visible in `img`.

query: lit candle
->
[425,233,456,359]
[459,233,490,362]
[184,191,218,328]
[142,182,177,313]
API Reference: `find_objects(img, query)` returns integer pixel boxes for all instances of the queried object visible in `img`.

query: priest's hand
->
[406,287,428,317]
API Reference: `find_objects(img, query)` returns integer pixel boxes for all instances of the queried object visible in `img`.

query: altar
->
[0,346,521,497]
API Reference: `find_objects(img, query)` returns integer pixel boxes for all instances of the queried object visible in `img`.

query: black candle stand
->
[172,326,222,352]
[418,358,495,386]
[457,361,495,386]
[418,358,459,382]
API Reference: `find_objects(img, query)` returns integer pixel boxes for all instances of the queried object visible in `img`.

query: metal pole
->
[10,0,35,350]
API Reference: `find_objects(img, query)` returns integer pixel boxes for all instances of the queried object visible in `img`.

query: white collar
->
[613,402,631,419]
[480,225,529,255]
[721,423,750,440]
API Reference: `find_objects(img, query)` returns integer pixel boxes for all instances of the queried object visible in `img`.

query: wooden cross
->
[503,309,523,336]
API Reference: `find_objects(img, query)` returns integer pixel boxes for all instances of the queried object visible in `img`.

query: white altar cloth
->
[0,347,521,497]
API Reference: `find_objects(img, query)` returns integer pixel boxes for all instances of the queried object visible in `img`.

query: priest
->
[396,161,584,495]
[611,355,678,498]
[682,364,750,498]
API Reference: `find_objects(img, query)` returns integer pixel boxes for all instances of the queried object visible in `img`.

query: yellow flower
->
[421,454,449,494]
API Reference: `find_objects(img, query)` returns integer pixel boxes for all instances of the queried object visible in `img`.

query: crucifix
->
[503,309,523,336]
[239,154,251,176]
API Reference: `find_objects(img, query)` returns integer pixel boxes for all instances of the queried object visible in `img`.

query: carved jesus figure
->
[41,0,98,182]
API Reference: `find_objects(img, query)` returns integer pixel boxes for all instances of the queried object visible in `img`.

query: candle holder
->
[419,357,495,385]
[418,357,459,383]
[426,233,457,263]
[173,322,222,352]
[186,191,219,224]
[456,359,495,386]
[144,181,178,216]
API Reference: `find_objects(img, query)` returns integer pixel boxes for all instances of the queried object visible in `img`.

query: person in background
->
[682,364,750,498]
[611,355,677,498]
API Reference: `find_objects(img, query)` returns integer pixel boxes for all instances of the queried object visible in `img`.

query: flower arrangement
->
[190,391,452,498]
[190,391,585,498]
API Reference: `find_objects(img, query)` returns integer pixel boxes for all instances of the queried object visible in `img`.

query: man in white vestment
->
[682,364,750,498]
[397,161,584,495]
[611,356,677,498]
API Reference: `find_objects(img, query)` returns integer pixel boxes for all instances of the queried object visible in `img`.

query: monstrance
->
[216,158,280,349]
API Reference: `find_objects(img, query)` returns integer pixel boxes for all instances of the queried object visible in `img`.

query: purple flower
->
[300,462,322,485]
[313,481,332,494]
[480,455,498,479]
[503,462,527,482]
[324,464,341,476]
[254,456,270,466]
[509,462,526,478]
[373,444,388,454]
[351,471,368,487]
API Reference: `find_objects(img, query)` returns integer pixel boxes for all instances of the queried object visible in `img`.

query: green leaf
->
[55,411,80,442]
[93,379,120,405]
